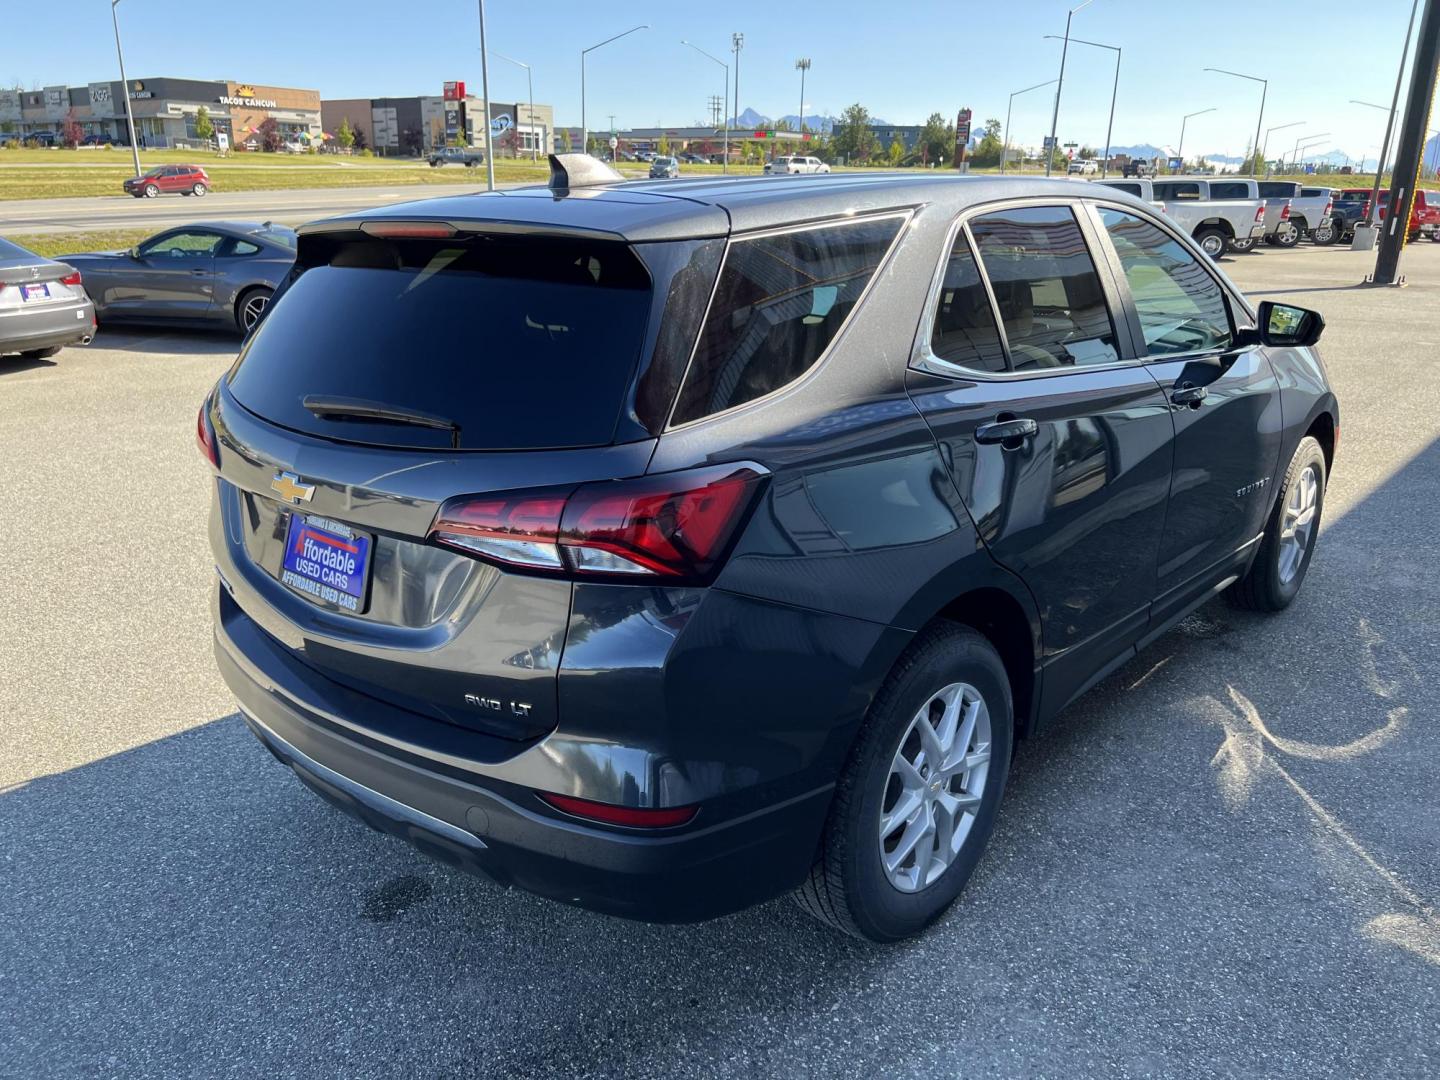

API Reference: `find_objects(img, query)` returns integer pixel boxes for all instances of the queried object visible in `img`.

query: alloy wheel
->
[1200,234,1224,257]
[1278,464,1318,585]
[879,682,992,893]
[241,293,269,331]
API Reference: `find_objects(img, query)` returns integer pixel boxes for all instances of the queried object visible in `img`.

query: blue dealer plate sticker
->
[280,513,372,612]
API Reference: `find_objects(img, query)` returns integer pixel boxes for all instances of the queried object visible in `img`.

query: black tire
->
[1312,220,1339,245]
[192,182,207,196]
[1193,227,1227,261]
[235,286,273,334]
[20,345,61,359]
[1227,435,1327,612]
[1229,236,1258,254]
[1274,224,1301,248]
[1263,235,1280,246]
[143,183,159,198]
[794,623,1014,942]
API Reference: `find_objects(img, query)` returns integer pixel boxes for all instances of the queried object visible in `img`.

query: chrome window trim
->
[663,208,917,432]
[909,196,1141,383]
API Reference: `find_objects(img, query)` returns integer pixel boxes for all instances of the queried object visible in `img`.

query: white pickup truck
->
[1196,178,1288,252]
[1096,177,1268,260]
[1257,181,1334,246]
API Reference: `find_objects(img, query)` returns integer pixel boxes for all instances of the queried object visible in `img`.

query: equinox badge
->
[271,471,315,504]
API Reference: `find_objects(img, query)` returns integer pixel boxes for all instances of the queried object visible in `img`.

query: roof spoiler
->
[548,153,624,192]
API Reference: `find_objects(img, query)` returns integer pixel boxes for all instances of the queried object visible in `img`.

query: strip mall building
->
[0,79,321,148]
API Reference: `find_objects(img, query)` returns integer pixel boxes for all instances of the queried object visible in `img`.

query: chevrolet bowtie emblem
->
[271,471,315,504]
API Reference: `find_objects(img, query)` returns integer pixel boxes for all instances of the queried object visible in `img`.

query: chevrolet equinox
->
[204,156,1337,941]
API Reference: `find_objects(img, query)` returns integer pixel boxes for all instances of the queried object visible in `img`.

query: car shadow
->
[0,354,58,376]
[84,325,242,357]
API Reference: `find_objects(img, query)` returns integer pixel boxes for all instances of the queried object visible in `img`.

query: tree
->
[969,118,1003,167]
[888,137,904,166]
[917,112,954,168]
[657,135,670,155]
[400,127,423,156]
[831,102,876,164]
[1078,144,1097,161]
[61,107,82,148]
[336,116,354,150]
[351,125,367,152]
[194,105,214,143]
[499,127,520,158]
[257,117,281,152]
[557,129,571,153]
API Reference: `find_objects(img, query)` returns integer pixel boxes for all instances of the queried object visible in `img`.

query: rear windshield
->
[227,233,652,451]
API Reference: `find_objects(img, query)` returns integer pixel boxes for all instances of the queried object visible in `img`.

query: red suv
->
[122,165,211,199]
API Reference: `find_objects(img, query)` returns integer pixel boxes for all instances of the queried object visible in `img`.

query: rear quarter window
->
[669,214,905,426]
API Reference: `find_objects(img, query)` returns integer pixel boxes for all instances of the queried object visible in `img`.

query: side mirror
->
[1255,300,1325,348]
[129,246,141,259]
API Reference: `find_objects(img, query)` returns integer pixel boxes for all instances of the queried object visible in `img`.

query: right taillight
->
[1324,199,1333,216]
[429,463,767,583]
[196,398,219,469]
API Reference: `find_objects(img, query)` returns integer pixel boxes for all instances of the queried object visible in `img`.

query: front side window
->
[1099,207,1231,356]
[670,214,905,424]
[968,205,1118,370]
[141,231,223,257]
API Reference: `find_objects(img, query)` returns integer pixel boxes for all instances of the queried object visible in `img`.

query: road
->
[2,242,1438,1078]
[0,182,527,236]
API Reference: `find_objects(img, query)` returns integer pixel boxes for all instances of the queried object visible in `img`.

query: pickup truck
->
[428,146,486,168]
[1195,178,1289,252]
[1099,178,1268,260]
[1257,181,1333,246]
[1067,159,1099,175]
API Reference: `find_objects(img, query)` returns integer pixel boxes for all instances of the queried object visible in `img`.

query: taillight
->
[1324,199,1333,216]
[1254,205,1266,223]
[1281,204,1291,220]
[429,463,767,583]
[196,399,219,468]
[360,221,458,239]
[60,270,82,286]
[539,792,698,829]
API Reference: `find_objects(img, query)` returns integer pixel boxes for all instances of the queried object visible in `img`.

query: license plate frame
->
[20,283,51,302]
[279,511,374,614]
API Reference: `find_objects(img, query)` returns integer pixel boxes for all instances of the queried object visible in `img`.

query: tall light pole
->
[1260,120,1303,175]
[492,52,535,161]
[1177,107,1216,166]
[110,0,141,177]
[732,32,744,165]
[1002,79,1057,174]
[796,58,811,136]
[1292,132,1330,170]
[581,24,647,158]
[475,0,496,190]
[682,40,729,173]
[1045,0,1095,177]
[1044,34,1119,176]
[1203,67,1267,176]
[1368,0,1423,228]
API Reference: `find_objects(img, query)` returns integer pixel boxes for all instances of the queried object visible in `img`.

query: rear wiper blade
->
[301,395,461,448]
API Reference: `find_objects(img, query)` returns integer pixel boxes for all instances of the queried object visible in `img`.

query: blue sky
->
[7,0,1428,161]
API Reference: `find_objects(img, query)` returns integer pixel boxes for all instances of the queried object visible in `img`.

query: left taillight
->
[60,270,82,286]
[1280,203,1291,220]
[196,398,219,469]
[1254,204,1266,223]
[429,463,767,584]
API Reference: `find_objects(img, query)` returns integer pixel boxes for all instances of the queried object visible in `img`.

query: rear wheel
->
[192,182,207,196]
[1312,221,1339,245]
[1194,227,1228,260]
[1274,223,1301,248]
[235,287,273,333]
[1229,236,1258,253]
[1227,435,1326,612]
[794,623,1014,942]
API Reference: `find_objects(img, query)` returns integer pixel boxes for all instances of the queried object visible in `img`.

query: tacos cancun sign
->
[218,85,278,108]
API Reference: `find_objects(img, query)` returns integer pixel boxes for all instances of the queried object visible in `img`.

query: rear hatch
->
[211,212,723,743]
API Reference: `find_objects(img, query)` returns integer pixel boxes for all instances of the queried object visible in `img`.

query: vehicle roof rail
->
[548,153,624,192]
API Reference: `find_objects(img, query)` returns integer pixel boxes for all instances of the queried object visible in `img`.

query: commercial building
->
[321,93,554,156]
[0,79,321,148]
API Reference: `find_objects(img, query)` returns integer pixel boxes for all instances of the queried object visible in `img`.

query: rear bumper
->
[0,299,95,355]
[213,585,848,923]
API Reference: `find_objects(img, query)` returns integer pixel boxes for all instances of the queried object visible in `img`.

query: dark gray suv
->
[204,156,1337,941]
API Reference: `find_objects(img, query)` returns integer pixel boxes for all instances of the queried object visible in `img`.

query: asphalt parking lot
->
[2,241,1438,1078]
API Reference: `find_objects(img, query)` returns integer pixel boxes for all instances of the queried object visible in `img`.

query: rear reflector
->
[539,792,698,829]
[60,270,82,286]
[430,463,766,583]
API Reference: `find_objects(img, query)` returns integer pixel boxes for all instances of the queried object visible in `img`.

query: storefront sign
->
[87,83,113,108]
[443,81,466,101]
[490,113,513,134]
[219,95,278,108]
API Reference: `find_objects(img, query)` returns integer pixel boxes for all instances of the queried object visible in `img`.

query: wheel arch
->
[928,585,1040,740]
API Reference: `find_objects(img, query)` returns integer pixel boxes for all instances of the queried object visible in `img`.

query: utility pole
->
[476,0,496,190]
[110,1,141,178]
[1372,0,1440,285]
[732,33,744,134]
[1046,0,1094,177]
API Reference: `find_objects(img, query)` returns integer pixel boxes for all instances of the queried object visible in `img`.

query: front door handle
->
[190,269,211,277]
[975,417,1038,446]
[1171,384,1208,407]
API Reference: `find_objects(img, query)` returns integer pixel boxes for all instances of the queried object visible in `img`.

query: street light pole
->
[1044,35,1119,177]
[682,41,730,173]
[796,58,811,137]
[1045,0,1095,178]
[1002,79,1057,175]
[581,25,647,159]
[493,52,535,161]
[1292,133,1330,170]
[110,0,141,177]
[732,32,744,165]
[1260,120,1303,175]
[476,0,496,191]
[1177,107,1216,166]
[1203,67,1267,176]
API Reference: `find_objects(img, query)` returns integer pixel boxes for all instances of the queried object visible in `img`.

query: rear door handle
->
[975,417,1038,446]
[1171,384,1208,407]
[190,269,211,276]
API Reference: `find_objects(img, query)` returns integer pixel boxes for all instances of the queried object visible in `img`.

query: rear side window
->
[1154,183,1201,201]
[929,232,1006,373]
[228,234,653,451]
[670,214,904,425]
[968,206,1118,370]
[1210,182,1251,200]
[1259,182,1298,197]
[1099,208,1231,356]
[1107,182,1143,197]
